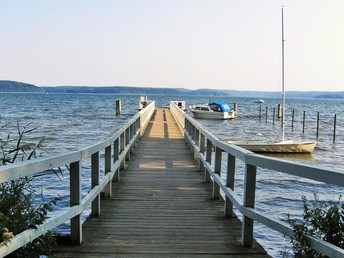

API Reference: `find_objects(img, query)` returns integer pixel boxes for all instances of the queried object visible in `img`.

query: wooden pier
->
[56,108,269,257]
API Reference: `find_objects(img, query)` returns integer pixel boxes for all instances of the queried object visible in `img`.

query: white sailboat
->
[228,7,316,153]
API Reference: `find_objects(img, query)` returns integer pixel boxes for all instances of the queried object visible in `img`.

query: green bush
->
[286,194,344,258]
[0,122,59,257]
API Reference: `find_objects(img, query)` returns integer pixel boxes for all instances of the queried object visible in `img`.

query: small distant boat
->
[254,99,264,104]
[227,140,316,153]
[190,101,236,120]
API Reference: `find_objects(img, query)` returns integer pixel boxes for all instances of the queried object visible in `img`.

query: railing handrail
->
[169,101,344,258]
[0,101,156,257]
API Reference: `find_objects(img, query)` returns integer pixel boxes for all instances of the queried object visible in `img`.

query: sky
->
[0,0,343,91]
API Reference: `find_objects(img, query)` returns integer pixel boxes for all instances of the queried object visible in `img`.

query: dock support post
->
[242,164,257,247]
[104,145,112,198]
[302,111,306,134]
[265,106,268,123]
[273,107,276,125]
[278,104,282,119]
[234,103,238,116]
[91,152,100,216]
[70,161,82,245]
[225,153,236,218]
[333,114,337,143]
[116,100,122,115]
[213,147,222,199]
[317,112,320,138]
[292,109,295,131]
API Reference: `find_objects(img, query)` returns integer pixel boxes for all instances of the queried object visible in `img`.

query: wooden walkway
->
[56,108,270,257]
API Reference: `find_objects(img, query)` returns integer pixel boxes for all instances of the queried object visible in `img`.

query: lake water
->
[1,93,343,257]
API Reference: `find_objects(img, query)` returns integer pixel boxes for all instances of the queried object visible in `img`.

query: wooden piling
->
[116,100,122,115]
[233,103,238,116]
[333,114,337,143]
[291,109,295,131]
[265,106,268,123]
[273,107,276,125]
[316,112,320,138]
[277,104,282,119]
[302,111,306,134]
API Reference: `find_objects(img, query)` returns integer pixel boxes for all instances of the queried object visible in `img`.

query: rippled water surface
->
[1,93,343,257]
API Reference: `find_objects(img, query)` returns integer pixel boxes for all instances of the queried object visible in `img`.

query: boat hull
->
[228,140,316,153]
[190,110,235,120]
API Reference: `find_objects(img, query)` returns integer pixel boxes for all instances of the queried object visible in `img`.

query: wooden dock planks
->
[56,108,270,257]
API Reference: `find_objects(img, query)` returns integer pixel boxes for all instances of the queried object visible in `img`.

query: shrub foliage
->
[287,194,344,257]
[0,122,58,257]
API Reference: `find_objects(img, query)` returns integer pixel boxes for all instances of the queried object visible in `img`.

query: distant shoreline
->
[1,80,344,99]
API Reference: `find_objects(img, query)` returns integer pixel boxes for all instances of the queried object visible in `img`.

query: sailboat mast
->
[281,7,285,142]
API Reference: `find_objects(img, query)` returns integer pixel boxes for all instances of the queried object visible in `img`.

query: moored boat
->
[227,140,316,153]
[190,101,236,120]
[228,8,316,153]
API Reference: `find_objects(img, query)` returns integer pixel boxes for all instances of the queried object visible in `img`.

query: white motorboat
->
[190,101,236,120]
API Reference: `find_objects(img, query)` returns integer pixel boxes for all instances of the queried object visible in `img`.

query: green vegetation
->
[285,195,344,257]
[0,122,58,257]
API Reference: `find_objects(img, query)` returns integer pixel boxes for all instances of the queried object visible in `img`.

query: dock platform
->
[56,108,270,257]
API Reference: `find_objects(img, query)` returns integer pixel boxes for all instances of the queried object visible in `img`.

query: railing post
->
[213,147,222,199]
[113,138,120,182]
[91,152,100,216]
[242,163,257,247]
[199,133,205,171]
[125,127,131,161]
[70,161,82,245]
[120,132,125,169]
[194,129,200,161]
[204,139,212,182]
[104,145,112,198]
[130,123,135,153]
[225,153,236,218]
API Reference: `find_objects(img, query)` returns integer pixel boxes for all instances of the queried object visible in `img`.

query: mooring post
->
[278,104,282,119]
[259,105,262,121]
[333,114,337,143]
[292,109,295,131]
[116,99,122,115]
[302,111,306,134]
[273,107,275,125]
[317,112,320,138]
[265,106,268,123]
[234,103,238,116]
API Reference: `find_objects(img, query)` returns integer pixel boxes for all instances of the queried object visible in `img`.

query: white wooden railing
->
[0,101,155,257]
[170,101,344,258]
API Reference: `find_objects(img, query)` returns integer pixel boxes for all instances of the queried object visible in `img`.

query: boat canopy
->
[209,101,233,112]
